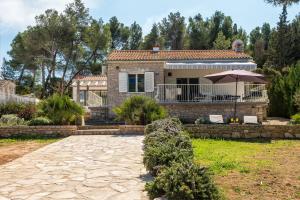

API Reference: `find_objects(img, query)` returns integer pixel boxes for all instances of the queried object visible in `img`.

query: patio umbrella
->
[204,70,266,121]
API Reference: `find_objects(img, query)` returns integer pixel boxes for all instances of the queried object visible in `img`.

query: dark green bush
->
[113,96,167,125]
[28,117,52,126]
[17,104,37,120]
[38,94,84,125]
[143,130,193,175]
[0,103,25,117]
[195,117,211,125]
[146,161,221,200]
[144,118,183,135]
[0,103,37,120]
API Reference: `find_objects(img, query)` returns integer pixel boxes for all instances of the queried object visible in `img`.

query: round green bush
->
[113,95,167,125]
[146,161,221,200]
[0,114,26,126]
[143,130,193,175]
[28,117,52,126]
[144,118,183,135]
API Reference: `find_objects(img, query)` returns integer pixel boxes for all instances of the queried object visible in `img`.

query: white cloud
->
[0,0,99,32]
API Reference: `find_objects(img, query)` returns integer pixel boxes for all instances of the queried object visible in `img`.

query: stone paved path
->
[0,135,149,200]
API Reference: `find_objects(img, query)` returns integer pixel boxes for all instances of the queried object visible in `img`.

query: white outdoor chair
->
[244,116,258,124]
[209,115,224,124]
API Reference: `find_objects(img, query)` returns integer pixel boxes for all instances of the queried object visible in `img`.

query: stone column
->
[76,80,80,103]
[86,85,90,106]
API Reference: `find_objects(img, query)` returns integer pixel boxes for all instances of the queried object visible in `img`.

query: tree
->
[213,32,231,49]
[186,14,210,49]
[1,59,15,80]
[159,12,186,50]
[141,24,164,50]
[128,22,143,50]
[222,16,233,39]
[265,0,299,6]
[108,16,130,50]
[261,23,271,49]
[209,11,225,47]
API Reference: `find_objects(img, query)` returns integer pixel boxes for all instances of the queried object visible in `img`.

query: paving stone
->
[0,135,148,200]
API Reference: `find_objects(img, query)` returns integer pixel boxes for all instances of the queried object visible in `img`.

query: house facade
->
[106,47,268,122]
[0,80,16,95]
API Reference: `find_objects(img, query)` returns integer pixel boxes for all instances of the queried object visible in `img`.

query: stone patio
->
[0,135,149,200]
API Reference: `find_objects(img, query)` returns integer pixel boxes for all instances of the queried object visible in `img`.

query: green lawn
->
[192,139,299,174]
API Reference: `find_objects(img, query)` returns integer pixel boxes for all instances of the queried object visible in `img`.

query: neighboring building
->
[106,47,268,122]
[0,80,16,95]
[0,80,38,104]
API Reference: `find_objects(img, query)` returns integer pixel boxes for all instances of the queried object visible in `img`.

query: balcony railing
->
[156,84,268,103]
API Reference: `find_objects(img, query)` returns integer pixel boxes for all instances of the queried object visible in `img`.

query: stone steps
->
[76,129,121,135]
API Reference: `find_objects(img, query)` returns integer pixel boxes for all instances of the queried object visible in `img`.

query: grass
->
[192,139,298,174]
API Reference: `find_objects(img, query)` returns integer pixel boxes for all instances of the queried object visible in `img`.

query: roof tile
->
[107,50,252,61]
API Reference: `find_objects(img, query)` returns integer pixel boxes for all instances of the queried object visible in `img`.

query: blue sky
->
[0,0,299,64]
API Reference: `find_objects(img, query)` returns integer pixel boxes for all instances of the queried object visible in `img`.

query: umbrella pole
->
[234,77,238,121]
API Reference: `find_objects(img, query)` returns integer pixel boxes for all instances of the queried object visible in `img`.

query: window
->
[128,74,145,92]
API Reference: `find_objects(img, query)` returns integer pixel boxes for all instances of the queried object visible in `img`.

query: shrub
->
[195,117,211,125]
[28,117,52,126]
[294,89,300,112]
[290,113,300,124]
[144,118,183,135]
[0,114,26,126]
[17,104,37,120]
[38,94,84,125]
[0,103,25,117]
[146,161,221,200]
[113,96,167,125]
[143,130,193,175]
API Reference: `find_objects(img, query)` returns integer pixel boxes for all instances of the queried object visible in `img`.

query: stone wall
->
[186,124,300,139]
[162,102,268,123]
[0,126,78,138]
[107,61,165,117]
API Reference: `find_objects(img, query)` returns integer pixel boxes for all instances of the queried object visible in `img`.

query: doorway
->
[176,78,199,102]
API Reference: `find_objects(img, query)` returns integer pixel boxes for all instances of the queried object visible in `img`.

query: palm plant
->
[38,94,84,125]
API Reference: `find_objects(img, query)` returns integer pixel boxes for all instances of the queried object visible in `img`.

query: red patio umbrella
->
[204,70,266,121]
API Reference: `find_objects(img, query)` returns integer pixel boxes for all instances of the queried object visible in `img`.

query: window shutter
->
[144,72,155,92]
[119,72,128,92]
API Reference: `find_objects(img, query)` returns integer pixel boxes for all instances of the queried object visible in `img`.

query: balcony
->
[155,84,268,103]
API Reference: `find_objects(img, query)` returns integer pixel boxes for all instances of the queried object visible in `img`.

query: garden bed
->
[193,139,300,200]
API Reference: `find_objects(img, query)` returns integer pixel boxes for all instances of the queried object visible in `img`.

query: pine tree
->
[213,32,231,49]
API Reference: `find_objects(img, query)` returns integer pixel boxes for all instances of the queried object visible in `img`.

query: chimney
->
[232,40,244,53]
[152,46,160,52]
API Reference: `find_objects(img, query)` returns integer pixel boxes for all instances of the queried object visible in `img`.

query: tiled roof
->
[107,50,252,61]
[75,75,107,81]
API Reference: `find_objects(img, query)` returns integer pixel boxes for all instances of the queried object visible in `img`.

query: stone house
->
[106,47,268,122]
[0,80,16,95]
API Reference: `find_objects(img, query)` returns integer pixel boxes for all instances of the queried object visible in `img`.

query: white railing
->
[156,84,268,103]
[0,92,39,104]
[87,91,105,107]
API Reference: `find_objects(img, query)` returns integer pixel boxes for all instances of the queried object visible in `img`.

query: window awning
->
[165,62,257,71]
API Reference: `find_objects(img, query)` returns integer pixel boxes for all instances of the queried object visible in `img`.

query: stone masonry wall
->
[186,124,300,139]
[0,126,78,138]
[162,102,268,123]
[107,61,165,118]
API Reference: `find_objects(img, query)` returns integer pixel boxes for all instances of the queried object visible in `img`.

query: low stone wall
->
[119,125,145,134]
[186,124,300,139]
[162,102,268,123]
[0,126,78,138]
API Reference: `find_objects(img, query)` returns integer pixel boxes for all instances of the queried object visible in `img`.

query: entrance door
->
[176,78,199,102]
